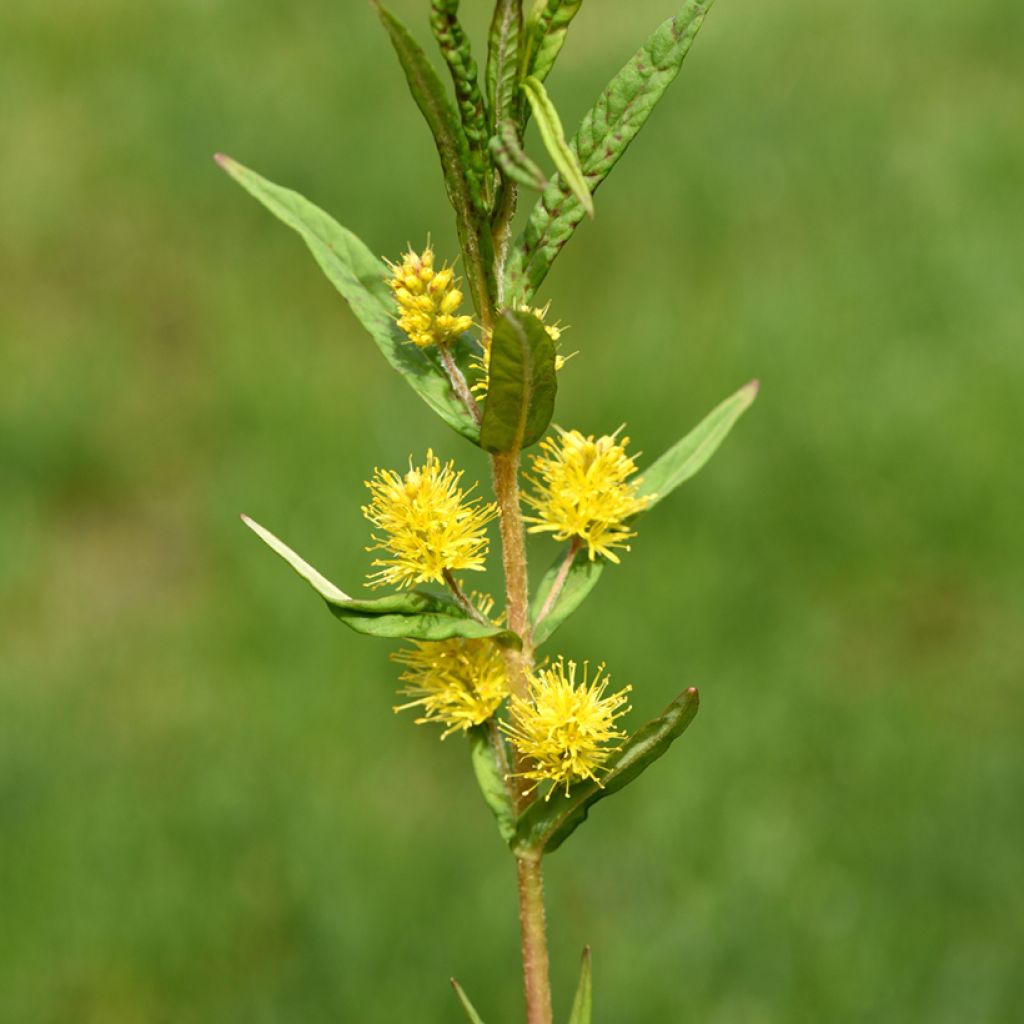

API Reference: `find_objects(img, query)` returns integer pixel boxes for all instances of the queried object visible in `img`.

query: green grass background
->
[2,0,1022,1020]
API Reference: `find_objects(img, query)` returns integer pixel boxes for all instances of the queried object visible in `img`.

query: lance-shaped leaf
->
[374,3,495,318]
[487,0,522,131]
[524,0,584,84]
[567,947,593,1024]
[490,118,548,191]
[451,979,488,1024]
[507,0,714,302]
[637,379,759,509]
[430,0,490,203]
[468,725,516,843]
[480,310,557,454]
[512,688,700,855]
[241,515,520,646]
[529,380,757,645]
[215,156,480,443]
[522,76,593,218]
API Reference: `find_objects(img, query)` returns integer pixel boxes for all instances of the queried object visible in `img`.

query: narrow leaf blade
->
[451,979,488,1024]
[487,0,522,131]
[241,515,520,645]
[375,3,495,316]
[526,0,584,84]
[531,550,604,647]
[638,380,759,509]
[468,725,516,843]
[522,76,593,218]
[508,0,714,302]
[480,310,557,454]
[513,688,700,854]
[567,947,593,1024]
[215,156,479,442]
[490,119,548,191]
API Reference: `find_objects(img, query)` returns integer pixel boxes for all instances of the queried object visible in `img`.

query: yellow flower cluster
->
[392,632,509,737]
[387,246,474,349]
[362,451,498,589]
[504,658,631,798]
[524,428,651,562]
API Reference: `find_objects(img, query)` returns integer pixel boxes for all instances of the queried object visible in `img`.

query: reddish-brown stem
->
[442,569,490,626]
[531,537,582,641]
[439,344,483,426]
[516,855,554,1024]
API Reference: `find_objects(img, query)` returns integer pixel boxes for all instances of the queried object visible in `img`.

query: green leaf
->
[507,0,715,302]
[451,979,487,1024]
[241,514,520,646]
[480,310,558,454]
[215,155,480,443]
[468,725,516,843]
[430,0,490,204]
[513,688,700,855]
[531,549,603,647]
[521,76,593,218]
[489,118,548,192]
[524,0,584,84]
[374,3,495,317]
[486,0,522,131]
[529,380,757,646]
[637,379,759,509]
[567,947,593,1024]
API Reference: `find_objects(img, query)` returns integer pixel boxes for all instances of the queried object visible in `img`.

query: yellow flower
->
[386,245,474,348]
[392,632,509,738]
[362,450,498,589]
[472,303,571,399]
[504,657,632,798]
[523,428,651,562]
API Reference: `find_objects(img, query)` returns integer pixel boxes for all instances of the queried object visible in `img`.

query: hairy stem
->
[517,855,554,1024]
[439,345,483,425]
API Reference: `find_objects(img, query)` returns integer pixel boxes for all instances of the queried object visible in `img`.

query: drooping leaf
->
[430,0,491,204]
[490,118,548,192]
[241,515,520,646]
[513,688,700,854]
[480,310,557,454]
[521,76,593,218]
[531,549,603,647]
[374,3,495,317]
[507,0,715,302]
[451,979,488,1024]
[215,155,480,443]
[524,0,584,84]
[637,379,759,509]
[486,0,522,131]
[468,725,516,843]
[567,947,593,1024]
[529,380,757,645]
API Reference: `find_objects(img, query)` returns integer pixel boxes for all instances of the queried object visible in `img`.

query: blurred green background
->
[3,0,1022,1021]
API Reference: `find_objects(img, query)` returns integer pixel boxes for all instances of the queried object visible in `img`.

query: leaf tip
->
[213,152,234,171]
[745,378,761,397]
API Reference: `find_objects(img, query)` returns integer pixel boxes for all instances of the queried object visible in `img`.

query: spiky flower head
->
[504,657,632,798]
[386,245,474,349]
[362,450,498,589]
[392,628,509,738]
[523,428,652,562]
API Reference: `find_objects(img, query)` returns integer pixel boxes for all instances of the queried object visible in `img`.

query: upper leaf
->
[490,118,549,192]
[480,310,558,454]
[375,3,496,317]
[529,380,758,645]
[215,156,480,443]
[567,947,593,1024]
[512,687,700,855]
[241,514,520,646]
[524,0,584,84]
[506,0,715,303]
[521,76,594,218]
[486,0,523,132]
